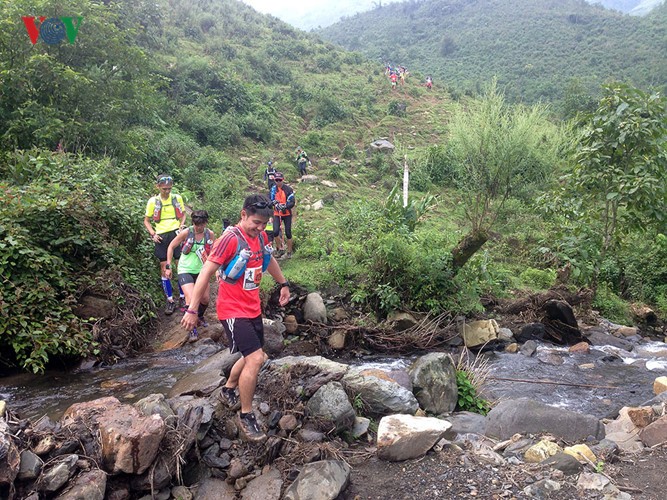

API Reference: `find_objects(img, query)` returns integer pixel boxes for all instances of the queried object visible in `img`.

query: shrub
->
[387,100,407,117]
[519,267,556,290]
[593,283,632,324]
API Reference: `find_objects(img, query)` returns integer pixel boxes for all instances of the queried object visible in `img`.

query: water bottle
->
[262,243,274,271]
[223,248,252,281]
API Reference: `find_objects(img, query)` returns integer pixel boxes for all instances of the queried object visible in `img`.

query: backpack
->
[217,227,270,284]
[181,227,213,255]
[152,195,184,222]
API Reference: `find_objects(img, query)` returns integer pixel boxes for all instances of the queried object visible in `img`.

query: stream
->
[2,338,665,422]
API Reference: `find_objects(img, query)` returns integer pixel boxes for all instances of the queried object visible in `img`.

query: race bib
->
[242,266,262,291]
[195,246,207,264]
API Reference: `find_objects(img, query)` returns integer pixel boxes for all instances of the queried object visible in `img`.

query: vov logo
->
[22,16,83,45]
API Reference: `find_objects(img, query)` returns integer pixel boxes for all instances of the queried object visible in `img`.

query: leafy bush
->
[387,100,407,117]
[0,150,156,372]
[592,283,632,324]
[313,93,349,128]
[341,144,357,160]
[519,267,556,290]
[456,370,491,415]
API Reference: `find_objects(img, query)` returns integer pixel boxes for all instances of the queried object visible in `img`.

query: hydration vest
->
[217,227,271,284]
[152,195,184,222]
[181,227,214,255]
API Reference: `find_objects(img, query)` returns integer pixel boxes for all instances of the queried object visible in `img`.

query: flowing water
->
[2,338,666,422]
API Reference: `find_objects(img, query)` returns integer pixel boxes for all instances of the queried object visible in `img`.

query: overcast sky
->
[241,0,381,30]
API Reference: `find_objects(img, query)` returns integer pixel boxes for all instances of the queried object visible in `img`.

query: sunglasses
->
[157,176,173,184]
[246,201,272,209]
[275,179,283,182]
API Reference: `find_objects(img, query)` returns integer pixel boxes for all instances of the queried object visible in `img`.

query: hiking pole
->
[487,376,618,390]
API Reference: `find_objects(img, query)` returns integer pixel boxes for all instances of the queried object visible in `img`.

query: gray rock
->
[386,311,418,332]
[190,348,242,377]
[542,452,584,475]
[38,454,78,493]
[130,457,171,491]
[352,417,371,438]
[18,450,43,480]
[590,439,619,461]
[343,367,419,416]
[497,327,515,342]
[520,340,538,357]
[168,370,224,398]
[461,319,498,348]
[274,356,348,377]
[134,394,175,423]
[194,477,236,499]
[303,293,327,323]
[523,479,561,497]
[241,468,282,500]
[444,411,487,437]
[170,485,192,500]
[485,398,604,441]
[306,381,355,433]
[55,469,107,500]
[585,328,634,351]
[369,139,395,152]
[410,353,458,414]
[297,428,325,442]
[283,460,351,500]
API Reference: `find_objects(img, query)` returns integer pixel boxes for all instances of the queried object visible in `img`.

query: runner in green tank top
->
[166,210,215,339]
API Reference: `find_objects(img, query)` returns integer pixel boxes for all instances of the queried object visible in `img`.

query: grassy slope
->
[318,0,667,104]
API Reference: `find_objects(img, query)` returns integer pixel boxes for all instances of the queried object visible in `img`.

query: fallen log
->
[488,376,618,390]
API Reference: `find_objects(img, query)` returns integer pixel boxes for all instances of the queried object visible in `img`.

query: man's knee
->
[244,349,264,371]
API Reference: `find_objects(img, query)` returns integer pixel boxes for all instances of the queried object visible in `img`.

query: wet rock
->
[497,327,514,342]
[37,454,78,493]
[537,351,564,365]
[409,352,458,414]
[276,356,348,377]
[283,460,351,500]
[134,394,175,424]
[33,434,57,455]
[55,468,107,500]
[18,450,43,480]
[190,348,242,377]
[542,300,585,345]
[485,398,605,441]
[520,340,538,357]
[627,406,655,428]
[241,467,282,500]
[52,439,81,457]
[569,342,590,354]
[343,367,419,416]
[303,293,327,323]
[542,452,584,475]
[516,323,546,343]
[461,319,498,348]
[377,414,452,461]
[98,408,166,474]
[524,440,562,463]
[306,381,355,433]
[585,328,634,351]
[168,369,224,398]
[0,423,20,485]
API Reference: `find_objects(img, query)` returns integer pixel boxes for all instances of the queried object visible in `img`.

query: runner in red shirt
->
[182,194,290,442]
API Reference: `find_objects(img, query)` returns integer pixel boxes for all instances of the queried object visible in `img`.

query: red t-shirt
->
[207,226,268,320]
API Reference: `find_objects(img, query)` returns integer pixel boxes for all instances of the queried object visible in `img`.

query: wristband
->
[280,281,290,288]
[165,264,171,269]
[185,309,198,315]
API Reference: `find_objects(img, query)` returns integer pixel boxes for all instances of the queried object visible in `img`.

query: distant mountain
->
[320,0,667,104]
[587,0,665,15]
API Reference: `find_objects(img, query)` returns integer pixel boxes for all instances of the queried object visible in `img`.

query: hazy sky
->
[241,0,380,30]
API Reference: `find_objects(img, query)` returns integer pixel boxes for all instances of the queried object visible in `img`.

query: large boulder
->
[0,420,20,486]
[54,469,107,500]
[283,460,351,500]
[97,407,166,474]
[303,293,327,324]
[409,353,458,414]
[377,414,452,461]
[485,398,604,441]
[369,139,395,152]
[306,382,356,433]
[343,367,419,416]
[274,356,349,377]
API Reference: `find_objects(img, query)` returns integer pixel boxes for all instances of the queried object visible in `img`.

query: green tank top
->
[178,238,206,275]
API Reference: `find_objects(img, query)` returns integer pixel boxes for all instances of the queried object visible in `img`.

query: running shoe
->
[236,412,266,442]
[198,317,209,328]
[165,300,176,315]
[219,387,241,410]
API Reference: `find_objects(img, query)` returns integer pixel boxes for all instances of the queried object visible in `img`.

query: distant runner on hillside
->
[264,160,277,189]
[295,147,310,177]
[390,72,398,90]
[425,76,433,90]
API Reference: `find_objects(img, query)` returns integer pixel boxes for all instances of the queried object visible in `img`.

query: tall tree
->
[566,83,667,290]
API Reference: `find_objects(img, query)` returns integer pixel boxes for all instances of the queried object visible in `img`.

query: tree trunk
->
[451,229,488,273]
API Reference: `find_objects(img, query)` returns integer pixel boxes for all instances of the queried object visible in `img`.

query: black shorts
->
[154,229,181,262]
[274,214,292,239]
[222,316,264,357]
[178,273,198,286]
